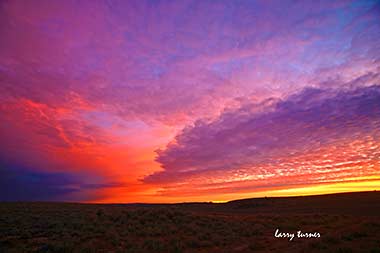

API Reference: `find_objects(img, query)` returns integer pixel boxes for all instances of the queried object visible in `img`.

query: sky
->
[0,0,379,203]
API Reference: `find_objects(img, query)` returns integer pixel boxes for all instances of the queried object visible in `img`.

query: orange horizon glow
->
[88,179,380,204]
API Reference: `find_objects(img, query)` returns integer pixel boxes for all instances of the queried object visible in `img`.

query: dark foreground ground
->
[1,191,380,253]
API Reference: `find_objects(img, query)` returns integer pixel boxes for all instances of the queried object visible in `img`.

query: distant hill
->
[218,191,380,216]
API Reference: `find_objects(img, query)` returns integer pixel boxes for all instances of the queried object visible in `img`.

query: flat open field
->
[1,191,380,253]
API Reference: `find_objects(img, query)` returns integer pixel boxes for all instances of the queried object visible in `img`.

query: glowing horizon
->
[0,0,379,203]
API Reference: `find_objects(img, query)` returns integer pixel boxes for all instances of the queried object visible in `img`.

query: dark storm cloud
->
[0,164,79,201]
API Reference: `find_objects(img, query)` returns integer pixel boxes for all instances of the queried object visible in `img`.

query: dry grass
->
[0,192,379,253]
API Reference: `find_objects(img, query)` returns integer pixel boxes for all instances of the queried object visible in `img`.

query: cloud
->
[0,98,109,169]
[1,0,379,126]
[0,161,128,202]
[144,84,380,195]
[0,163,79,201]
[0,0,379,201]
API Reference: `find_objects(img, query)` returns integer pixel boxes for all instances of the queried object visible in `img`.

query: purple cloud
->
[1,0,379,125]
[0,163,79,201]
[145,84,380,187]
